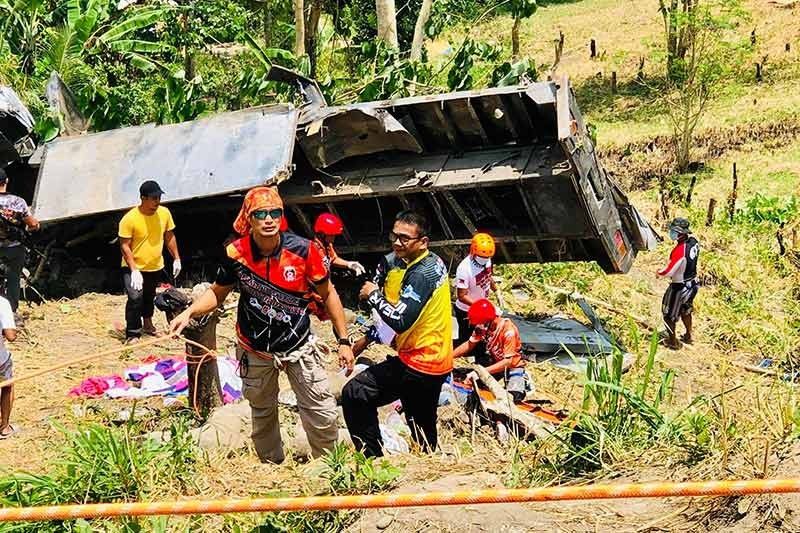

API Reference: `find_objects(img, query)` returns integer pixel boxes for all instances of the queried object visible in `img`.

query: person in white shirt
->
[453,233,498,354]
[0,295,18,439]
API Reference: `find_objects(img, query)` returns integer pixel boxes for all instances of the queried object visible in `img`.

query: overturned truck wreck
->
[21,75,652,292]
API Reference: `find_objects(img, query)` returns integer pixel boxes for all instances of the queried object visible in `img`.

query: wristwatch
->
[338,337,353,347]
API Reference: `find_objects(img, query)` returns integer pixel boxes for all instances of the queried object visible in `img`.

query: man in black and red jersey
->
[169,186,354,463]
[657,217,700,349]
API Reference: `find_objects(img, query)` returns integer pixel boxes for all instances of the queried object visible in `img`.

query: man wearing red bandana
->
[169,186,354,463]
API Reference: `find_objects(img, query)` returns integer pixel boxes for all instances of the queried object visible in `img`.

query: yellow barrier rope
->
[1,479,799,522]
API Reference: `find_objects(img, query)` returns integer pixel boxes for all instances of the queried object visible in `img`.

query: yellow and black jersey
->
[367,251,453,375]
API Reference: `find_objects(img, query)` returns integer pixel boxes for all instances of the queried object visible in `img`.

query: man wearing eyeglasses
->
[169,186,353,464]
[119,180,181,343]
[342,210,453,457]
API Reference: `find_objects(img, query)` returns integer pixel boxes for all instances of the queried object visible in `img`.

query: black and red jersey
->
[658,236,699,283]
[216,232,329,357]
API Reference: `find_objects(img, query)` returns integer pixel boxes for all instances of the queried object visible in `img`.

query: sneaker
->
[124,336,141,346]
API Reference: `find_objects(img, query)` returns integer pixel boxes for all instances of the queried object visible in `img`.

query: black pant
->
[123,268,161,338]
[342,356,447,457]
[453,306,471,347]
[0,244,25,312]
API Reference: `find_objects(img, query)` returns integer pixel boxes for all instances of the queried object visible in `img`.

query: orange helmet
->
[314,213,344,236]
[470,232,495,258]
[468,299,498,326]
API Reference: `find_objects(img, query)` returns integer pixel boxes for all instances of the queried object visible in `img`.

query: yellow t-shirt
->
[118,206,175,271]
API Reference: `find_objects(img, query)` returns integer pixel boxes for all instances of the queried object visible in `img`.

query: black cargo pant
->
[342,356,447,457]
[0,244,25,312]
[122,268,161,339]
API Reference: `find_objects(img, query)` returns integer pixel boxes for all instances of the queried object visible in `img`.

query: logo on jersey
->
[689,244,699,260]
[400,285,422,302]
[283,266,297,282]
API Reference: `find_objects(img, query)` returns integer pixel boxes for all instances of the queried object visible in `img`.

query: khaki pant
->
[237,343,338,463]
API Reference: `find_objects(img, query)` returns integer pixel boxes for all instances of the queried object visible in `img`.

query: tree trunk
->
[305,0,322,77]
[293,0,306,58]
[706,198,717,226]
[376,0,399,48]
[410,0,434,61]
[262,1,272,46]
[512,16,521,59]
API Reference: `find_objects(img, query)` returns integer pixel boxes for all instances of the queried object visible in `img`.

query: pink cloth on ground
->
[68,375,128,398]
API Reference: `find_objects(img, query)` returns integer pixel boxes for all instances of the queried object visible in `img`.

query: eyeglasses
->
[251,208,283,220]
[389,231,424,246]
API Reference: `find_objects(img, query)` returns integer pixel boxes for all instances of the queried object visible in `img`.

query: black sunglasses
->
[251,208,283,220]
[389,231,424,245]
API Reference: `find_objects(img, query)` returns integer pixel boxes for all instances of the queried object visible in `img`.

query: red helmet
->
[314,213,344,236]
[468,299,498,326]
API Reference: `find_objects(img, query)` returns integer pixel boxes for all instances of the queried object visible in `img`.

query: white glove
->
[466,370,479,385]
[130,269,143,291]
[348,261,366,276]
[172,259,182,279]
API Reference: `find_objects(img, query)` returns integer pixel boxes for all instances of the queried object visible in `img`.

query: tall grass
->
[0,419,198,533]
[508,334,679,485]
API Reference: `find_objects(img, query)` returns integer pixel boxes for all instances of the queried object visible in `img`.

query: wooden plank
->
[441,190,477,233]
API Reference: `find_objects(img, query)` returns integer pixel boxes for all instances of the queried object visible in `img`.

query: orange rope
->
[1,478,800,521]
[0,335,168,389]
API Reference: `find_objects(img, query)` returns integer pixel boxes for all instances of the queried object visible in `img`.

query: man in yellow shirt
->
[118,181,181,343]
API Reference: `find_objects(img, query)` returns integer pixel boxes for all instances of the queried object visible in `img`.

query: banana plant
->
[42,0,173,76]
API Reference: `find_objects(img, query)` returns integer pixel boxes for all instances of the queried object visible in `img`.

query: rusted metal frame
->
[555,75,572,141]
[337,234,555,254]
[478,187,516,230]
[505,93,535,139]
[325,202,353,245]
[515,185,544,262]
[440,190,477,234]
[430,102,460,148]
[475,188,515,263]
[427,192,455,240]
[394,107,428,152]
[465,98,491,145]
[571,237,591,259]
[289,204,315,237]
[497,95,521,141]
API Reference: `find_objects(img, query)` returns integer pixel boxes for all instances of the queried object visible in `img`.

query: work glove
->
[130,269,143,291]
[348,261,366,276]
[466,370,479,385]
[172,259,182,279]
